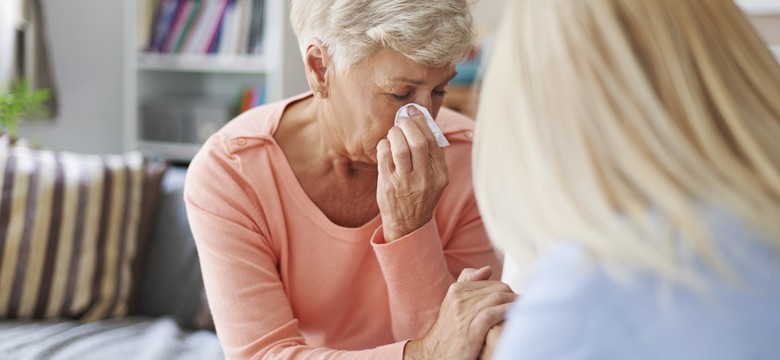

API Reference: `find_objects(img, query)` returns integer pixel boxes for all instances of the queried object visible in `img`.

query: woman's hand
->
[376,106,449,242]
[404,266,517,360]
[479,322,505,360]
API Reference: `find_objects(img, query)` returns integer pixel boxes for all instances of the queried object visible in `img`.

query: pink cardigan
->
[184,93,501,359]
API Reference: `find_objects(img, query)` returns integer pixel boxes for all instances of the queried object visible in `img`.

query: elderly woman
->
[184,1,513,359]
[475,0,780,358]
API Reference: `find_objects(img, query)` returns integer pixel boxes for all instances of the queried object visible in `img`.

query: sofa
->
[0,138,223,359]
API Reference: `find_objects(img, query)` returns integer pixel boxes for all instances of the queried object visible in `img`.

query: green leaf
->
[0,79,51,138]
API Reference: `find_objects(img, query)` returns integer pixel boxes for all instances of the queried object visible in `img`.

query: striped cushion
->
[0,143,148,321]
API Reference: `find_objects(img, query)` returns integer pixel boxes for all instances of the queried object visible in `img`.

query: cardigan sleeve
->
[371,189,501,341]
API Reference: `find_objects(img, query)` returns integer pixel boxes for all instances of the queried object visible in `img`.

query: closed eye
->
[391,93,412,101]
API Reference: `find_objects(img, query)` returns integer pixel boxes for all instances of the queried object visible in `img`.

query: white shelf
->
[773,45,780,58]
[138,53,272,74]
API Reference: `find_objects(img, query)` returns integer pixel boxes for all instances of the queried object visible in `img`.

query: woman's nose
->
[411,95,432,113]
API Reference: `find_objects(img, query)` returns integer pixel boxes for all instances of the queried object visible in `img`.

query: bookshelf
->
[123,0,308,162]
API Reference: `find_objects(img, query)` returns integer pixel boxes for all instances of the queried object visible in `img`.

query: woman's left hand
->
[479,322,505,360]
[376,106,449,242]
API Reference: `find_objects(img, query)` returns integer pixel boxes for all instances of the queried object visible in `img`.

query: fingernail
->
[408,106,419,116]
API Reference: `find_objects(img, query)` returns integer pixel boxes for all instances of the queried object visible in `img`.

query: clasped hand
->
[405,266,516,360]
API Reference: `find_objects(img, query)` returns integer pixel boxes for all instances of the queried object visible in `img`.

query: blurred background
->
[0,0,777,163]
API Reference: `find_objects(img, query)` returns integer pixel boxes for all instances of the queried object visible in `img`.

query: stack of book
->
[142,0,266,56]
[237,84,265,113]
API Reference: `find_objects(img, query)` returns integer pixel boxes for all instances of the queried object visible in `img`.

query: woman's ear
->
[304,39,331,98]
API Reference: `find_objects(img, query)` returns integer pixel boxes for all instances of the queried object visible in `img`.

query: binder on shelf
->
[216,0,238,54]
[234,0,253,55]
[161,0,195,53]
[173,0,203,53]
[183,0,228,54]
[160,0,200,52]
[206,11,225,54]
[148,0,180,52]
[180,0,212,54]
[247,0,265,55]
[138,0,158,50]
[203,0,231,54]
[238,84,265,113]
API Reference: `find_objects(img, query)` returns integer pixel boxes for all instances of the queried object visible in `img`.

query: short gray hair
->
[290,0,475,70]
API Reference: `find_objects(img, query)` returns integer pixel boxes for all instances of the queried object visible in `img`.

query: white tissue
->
[394,103,450,147]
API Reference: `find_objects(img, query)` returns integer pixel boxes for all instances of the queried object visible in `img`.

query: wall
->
[472,0,506,37]
[749,14,780,46]
[739,0,780,47]
[0,0,18,92]
[751,15,780,64]
[18,0,125,154]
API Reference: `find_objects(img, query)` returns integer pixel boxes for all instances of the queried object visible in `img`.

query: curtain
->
[0,0,58,117]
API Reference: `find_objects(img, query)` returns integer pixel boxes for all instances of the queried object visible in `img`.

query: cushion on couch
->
[138,166,207,328]
[0,136,166,322]
[137,165,214,331]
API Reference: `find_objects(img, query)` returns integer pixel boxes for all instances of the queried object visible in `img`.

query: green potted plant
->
[0,79,50,143]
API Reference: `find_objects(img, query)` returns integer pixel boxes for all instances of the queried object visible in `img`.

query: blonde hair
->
[290,0,475,70]
[475,0,780,283]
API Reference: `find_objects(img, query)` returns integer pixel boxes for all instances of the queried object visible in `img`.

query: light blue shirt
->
[494,211,780,359]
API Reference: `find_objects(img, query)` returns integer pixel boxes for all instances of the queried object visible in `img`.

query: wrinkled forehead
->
[357,49,457,86]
